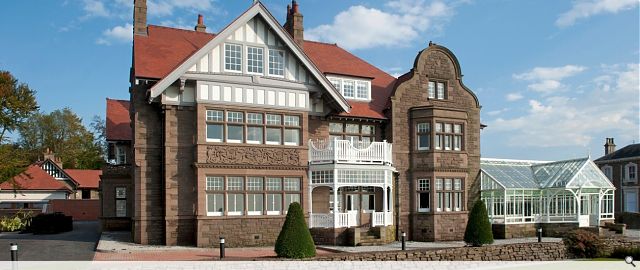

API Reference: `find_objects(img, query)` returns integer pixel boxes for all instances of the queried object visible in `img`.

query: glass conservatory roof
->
[481,157,614,190]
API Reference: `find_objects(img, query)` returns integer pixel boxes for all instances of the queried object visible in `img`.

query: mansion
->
[103,0,480,247]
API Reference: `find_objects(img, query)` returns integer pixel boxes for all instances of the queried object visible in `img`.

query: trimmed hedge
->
[610,247,640,259]
[28,212,72,234]
[464,200,494,247]
[274,202,316,258]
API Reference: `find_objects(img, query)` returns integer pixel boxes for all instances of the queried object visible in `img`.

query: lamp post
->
[401,231,406,251]
[537,227,543,243]
[219,237,225,259]
[9,243,17,261]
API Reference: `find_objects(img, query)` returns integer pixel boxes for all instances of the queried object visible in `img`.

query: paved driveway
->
[0,221,100,261]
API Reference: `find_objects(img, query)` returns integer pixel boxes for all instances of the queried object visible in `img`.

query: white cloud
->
[513,65,586,94]
[556,0,639,27]
[306,0,456,50]
[489,63,639,148]
[83,0,110,17]
[487,108,509,116]
[97,23,133,45]
[505,92,524,101]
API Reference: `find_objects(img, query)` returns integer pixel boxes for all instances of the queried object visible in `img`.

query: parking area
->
[0,221,100,261]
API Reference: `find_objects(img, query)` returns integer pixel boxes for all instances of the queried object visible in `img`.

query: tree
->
[274,202,316,258]
[464,200,494,247]
[0,144,29,183]
[90,115,107,160]
[18,108,103,169]
[0,71,39,142]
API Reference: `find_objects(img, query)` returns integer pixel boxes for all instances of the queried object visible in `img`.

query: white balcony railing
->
[309,139,393,165]
[310,212,359,228]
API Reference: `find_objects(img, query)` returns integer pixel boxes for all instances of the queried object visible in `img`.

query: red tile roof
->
[64,169,101,189]
[132,25,396,120]
[106,98,131,141]
[303,41,395,119]
[134,25,215,79]
[0,165,70,191]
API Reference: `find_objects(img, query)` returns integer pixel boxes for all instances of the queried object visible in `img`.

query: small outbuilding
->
[479,157,615,238]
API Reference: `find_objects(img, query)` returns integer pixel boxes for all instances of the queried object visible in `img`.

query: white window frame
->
[268,49,285,78]
[226,193,244,216]
[417,178,430,212]
[326,76,372,101]
[247,193,263,216]
[206,193,224,216]
[224,43,243,73]
[246,46,264,75]
[115,145,127,165]
[625,163,638,183]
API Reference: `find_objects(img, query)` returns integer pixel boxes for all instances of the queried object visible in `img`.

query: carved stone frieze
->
[206,145,301,166]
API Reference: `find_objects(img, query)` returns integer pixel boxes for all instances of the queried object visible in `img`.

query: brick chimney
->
[195,14,207,32]
[284,0,304,48]
[133,0,147,36]
[604,138,616,155]
[43,148,63,168]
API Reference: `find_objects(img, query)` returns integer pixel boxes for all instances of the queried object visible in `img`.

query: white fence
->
[309,139,393,165]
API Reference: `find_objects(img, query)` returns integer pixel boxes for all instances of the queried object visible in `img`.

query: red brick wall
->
[48,199,100,221]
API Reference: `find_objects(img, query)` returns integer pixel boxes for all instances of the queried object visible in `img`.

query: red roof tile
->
[303,41,395,119]
[132,26,395,120]
[134,25,215,79]
[0,165,70,191]
[64,169,101,189]
[106,98,131,141]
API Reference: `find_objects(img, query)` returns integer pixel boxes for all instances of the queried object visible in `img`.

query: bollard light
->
[401,232,406,251]
[9,243,17,262]
[219,237,225,260]
[537,227,543,243]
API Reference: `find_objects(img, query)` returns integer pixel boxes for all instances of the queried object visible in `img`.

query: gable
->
[147,2,350,113]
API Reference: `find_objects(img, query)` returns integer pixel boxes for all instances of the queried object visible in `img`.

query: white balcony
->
[310,211,393,228]
[309,139,393,165]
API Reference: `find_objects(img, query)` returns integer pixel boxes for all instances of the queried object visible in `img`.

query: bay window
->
[417,123,430,150]
[417,178,430,212]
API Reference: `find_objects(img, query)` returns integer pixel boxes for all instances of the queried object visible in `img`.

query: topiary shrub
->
[464,200,494,247]
[563,229,603,258]
[274,202,316,258]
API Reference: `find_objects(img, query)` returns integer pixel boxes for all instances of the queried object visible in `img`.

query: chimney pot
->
[195,14,206,32]
[284,0,304,48]
[604,137,616,155]
[292,1,299,13]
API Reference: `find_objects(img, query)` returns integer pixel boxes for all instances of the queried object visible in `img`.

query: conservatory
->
[480,157,615,237]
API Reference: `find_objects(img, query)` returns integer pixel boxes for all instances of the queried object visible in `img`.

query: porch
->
[308,139,395,229]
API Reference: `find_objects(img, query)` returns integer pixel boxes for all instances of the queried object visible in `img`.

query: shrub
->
[563,229,603,258]
[464,200,494,247]
[0,210,34,232]
[274,202,316,258]
[610,247,640,259]
[28,212,72,234]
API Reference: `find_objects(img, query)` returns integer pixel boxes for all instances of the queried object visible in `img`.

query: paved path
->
[94,231,336,261]
[0,221,100,261]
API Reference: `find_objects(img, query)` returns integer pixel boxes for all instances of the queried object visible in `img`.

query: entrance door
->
[589,194,599,227]
[346,194,360,226]
[579,195,590,227]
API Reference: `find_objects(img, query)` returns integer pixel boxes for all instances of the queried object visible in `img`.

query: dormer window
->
[327,76,371,101]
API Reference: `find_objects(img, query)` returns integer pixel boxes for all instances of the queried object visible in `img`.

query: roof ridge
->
[148,24,217,36]
[303,39,338,46]
[106,98,129,102]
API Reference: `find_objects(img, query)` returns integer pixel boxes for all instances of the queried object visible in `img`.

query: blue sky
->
[0,0,638,160]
